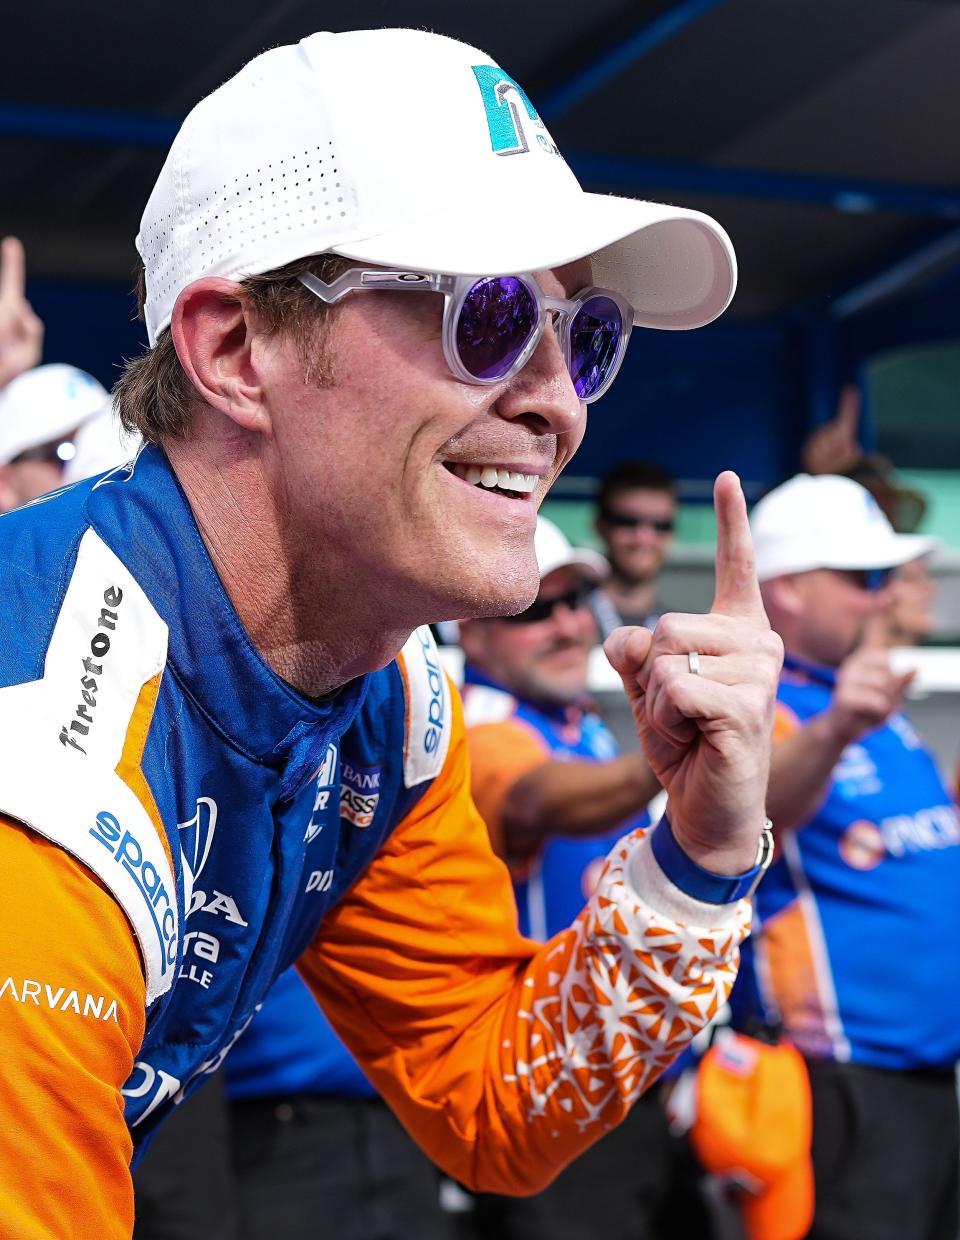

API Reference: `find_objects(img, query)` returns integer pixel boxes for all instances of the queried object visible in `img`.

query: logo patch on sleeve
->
[398,627,451,787]
[340,760,382,828]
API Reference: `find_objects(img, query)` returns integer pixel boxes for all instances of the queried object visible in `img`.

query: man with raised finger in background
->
[734,473,960,1240]
[0,29,782,1236]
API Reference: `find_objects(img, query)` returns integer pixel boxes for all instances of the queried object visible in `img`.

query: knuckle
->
[654,613,684,647]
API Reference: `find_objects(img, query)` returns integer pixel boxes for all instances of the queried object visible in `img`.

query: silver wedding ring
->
[687,650,701,676]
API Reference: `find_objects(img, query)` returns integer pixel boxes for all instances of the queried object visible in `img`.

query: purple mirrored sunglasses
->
[298,269,635,404]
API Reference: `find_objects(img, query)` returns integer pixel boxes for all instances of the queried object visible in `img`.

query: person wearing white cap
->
[0,29,782,1235]
[459,516,659,865]
[458,516,715,1240]
[0,362,114,510]
[731,473,960,1240]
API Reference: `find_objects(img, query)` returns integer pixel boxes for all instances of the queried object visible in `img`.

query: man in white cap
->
[0,362,115,510]
[734,473,960,1240]
[458,515,712,1239]
[459,516,660,924]
[0,30,781,1235]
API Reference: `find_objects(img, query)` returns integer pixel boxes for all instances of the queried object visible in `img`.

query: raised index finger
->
[859,603,893,651]
[834,384,860,441]
[0,236,27,305]
[711,471,765,620]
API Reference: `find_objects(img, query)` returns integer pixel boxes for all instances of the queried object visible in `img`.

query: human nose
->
[631,522,659,545]
[552,599,591,639]
[494,320,584,437]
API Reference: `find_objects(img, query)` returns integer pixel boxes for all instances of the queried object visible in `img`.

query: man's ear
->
[763,574,804,621]
[170,278,271,435]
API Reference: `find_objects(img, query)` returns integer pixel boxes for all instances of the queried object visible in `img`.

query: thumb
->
[604,625,654,700]
[896,668,917,696]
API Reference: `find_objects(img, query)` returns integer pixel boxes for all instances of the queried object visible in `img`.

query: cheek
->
[574,613,598,642]
[20,462,63,498]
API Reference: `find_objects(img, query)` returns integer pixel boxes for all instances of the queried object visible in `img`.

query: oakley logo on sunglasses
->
[360,271,430,287]
[471,65,559,159]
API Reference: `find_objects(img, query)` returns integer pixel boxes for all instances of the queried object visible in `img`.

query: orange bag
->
[689,1031,814,1240]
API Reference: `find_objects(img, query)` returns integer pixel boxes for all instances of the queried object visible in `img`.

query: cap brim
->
[332,192,736,331]
[822,533,939,571]
[757,534,939,582]
[538,547,609,583]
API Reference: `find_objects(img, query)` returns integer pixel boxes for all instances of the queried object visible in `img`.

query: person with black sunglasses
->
[591,460,679,638]
[457,516,715,1240]
[728,473,959,1240]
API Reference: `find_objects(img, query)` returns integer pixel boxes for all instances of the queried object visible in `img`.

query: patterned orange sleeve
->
[299,689,749,1195]
[466,719,549,857]
[0,819,145,1239]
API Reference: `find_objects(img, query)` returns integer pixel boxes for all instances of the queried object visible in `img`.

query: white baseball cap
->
[751,474,937,583]
[61,404,140,485]
[535,516,608,583]
[0,364,111,466]
[137,28,737,347]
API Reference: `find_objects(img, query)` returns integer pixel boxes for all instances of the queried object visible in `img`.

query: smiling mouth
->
[443,462,539,500]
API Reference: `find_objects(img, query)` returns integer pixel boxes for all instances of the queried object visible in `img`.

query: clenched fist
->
[604,472,783,876]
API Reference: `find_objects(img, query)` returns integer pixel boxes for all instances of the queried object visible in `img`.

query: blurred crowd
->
[2,231,957,1240]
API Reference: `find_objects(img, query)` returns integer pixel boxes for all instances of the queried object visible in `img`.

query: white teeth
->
[450,463,538,494]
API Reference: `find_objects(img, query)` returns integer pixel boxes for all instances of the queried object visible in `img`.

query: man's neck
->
[602,574,656,619]
[167,442,413,698]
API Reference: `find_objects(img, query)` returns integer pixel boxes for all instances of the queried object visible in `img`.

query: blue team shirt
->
[461,666,649,940]
[0,446,454,1149]
[737,653,960,1070]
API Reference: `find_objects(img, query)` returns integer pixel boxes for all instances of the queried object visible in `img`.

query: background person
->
[887,555,937,647]
[458,516,660,898]
[0,362,113,510]
[735,473,960,1240]
[591,460,678,638]
[457,516,712,1240]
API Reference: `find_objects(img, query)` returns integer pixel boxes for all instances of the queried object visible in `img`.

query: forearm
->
[301,826,747,1196]
[503,753,660,855]
[767,710,846,831]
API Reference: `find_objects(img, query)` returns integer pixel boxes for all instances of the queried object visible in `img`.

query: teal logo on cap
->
[471,65,559,157]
